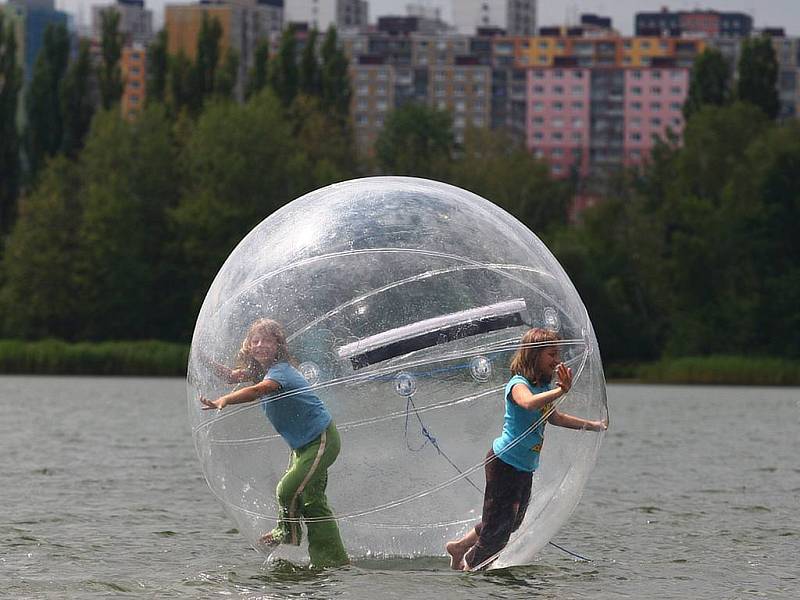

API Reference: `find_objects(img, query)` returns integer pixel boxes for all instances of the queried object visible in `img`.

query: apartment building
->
[284,0,367,31]
[165,0,283,100]
[91,0,153,46]
[451,0,536,36]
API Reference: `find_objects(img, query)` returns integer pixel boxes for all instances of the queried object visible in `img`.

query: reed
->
[0,340,189,376]
[636,355,800,386]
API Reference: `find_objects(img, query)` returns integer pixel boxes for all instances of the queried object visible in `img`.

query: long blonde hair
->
[509,327,561,386]
[236,318,293,381]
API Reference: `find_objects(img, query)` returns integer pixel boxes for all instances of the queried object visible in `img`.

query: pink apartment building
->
[623,66,689,166]
[527,67,591,178]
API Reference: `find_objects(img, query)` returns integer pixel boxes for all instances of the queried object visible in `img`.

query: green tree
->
[551,188,667,362]
[0,14,22,233]
[448,127,570,235]
[375,103,454,178]
[683,47,730,120]
[172,91,312,311]
[0,156,83,338]
[289,93,357,185]
[73,106,182,339]
[319,26,350,120]
[169,52,194,114]
[25,22,69,178]
[147,29,169,105]
[298,29,319,96]
[214,48,239,100]
[246,36,270,99]
[97,8,124,109]
[737,35,780,119]
[194,12,222,103]
[269,25,298,106]
[725,120,800,356]
[60,39,94,158]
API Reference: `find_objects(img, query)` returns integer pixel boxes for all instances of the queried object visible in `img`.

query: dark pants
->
[464,448,533,569]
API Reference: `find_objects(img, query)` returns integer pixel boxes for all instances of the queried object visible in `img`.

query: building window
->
[533,85,545,93]
[553,85,564,94]
[631,86,642,95]
[552,101,563,111]
[630,132,641,141]
[631,101,642,110]
[651,86,662,94]
[533,70,545,79]
[650,101,662,111]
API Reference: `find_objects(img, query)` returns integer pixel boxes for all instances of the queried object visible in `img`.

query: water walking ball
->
[187,177,608,568]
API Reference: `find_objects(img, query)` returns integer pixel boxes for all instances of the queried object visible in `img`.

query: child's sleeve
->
[264,364,287,390]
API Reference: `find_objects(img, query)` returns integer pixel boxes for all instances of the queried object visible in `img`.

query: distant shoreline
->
[0,340,797,386]
[0,340,188,377]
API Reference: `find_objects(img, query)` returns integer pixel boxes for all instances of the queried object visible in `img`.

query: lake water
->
[1,376,797,599]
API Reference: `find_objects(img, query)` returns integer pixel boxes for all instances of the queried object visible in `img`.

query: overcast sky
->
[55,0,800,35]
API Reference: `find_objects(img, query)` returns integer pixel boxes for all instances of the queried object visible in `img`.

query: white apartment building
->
[451,0,536,35]
[91,0,153,45]
[284,0,368,31]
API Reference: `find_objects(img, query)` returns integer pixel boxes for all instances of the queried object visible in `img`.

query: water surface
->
[1,377,797,598]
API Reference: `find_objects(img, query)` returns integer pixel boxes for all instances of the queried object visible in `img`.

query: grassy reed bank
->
[1,341,797,386]
[0,340,188,376]
[633,355,800,386]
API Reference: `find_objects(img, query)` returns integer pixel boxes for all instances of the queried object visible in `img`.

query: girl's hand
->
[200,396,227,410]
[555,363,573,394]
[591,419,608,432]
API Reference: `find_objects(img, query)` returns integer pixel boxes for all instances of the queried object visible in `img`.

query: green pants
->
[271,421,348,567]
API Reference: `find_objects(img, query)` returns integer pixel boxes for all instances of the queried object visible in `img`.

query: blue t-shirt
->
[492,374,553,472]
[261,362,332,449]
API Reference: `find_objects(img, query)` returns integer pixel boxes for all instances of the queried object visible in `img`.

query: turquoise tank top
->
[492,374,553,472]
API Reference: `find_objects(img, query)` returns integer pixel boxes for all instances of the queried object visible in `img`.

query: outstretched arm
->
[198,351,252,384]
[548,410,607,431]
[200,379,281,410]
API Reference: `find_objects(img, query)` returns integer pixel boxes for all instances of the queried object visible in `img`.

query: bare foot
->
[445,541,467,570]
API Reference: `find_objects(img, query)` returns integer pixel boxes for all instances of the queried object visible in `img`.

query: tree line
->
[0,17,796,364]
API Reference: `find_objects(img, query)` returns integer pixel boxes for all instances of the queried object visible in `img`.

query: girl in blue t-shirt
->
[446,328,607,571]
[200,318,348,567]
